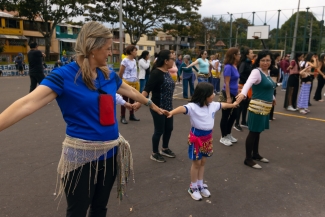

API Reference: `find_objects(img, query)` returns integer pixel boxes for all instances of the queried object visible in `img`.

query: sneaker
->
[220,137,232,146]
[233,124,242,131]
[252,155,269,163]
[188,187,202,201]
[287,106,297,111]
[240,124,248,128]
[226,134,238,143]
[160,148,176,158]
[299,109,307,115]
[198,184,211,198]
[304,108,310,113]
[150,153,166,163]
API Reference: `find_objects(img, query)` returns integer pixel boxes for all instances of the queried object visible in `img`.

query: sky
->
[198,0,324,29]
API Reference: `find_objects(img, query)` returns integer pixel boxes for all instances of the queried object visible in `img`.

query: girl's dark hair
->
[152,50,171,70]
[139,50,149,60]
[224,47,239,65]
[190,82,214,107]
[197,50,206,59]
[240,46,251,63]
[273,52,280,60]
[125,45,137,55]
[302,52,313,69]
[293,52,303,70]
[253,50,273,69]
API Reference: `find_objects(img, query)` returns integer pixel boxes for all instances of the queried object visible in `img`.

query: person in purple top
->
[219,47,240,146]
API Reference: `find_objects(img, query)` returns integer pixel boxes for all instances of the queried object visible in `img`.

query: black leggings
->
[220,94,238,137]
[150,108,173,153]
[313,74,325,101]
[245,131,261,159]
[235,97,249,125]
[64,156,117,217]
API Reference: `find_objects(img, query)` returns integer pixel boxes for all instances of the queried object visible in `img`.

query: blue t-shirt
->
[41,62,122,158]
[223,64,239,96]
[197,58,209,74]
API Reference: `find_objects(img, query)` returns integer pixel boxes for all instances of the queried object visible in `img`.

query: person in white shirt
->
[138,51,151,93]
[118,45,140,124]
[164,82,237,201]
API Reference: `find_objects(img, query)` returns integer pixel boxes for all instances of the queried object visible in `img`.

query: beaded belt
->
[197,73,209,78]
[248,99,272,115]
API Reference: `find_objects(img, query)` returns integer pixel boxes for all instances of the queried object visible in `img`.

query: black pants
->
[220,93,238,137]
[235,97,249,125]
[313,74,325,101]
[245,131,261,159]
[150,108,173,153]
[308,75,314,104]
[29,73,45,92]
[64,156,117,217]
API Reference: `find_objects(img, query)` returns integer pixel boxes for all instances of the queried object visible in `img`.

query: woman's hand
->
[235,93,245,104]
[124,102,133,111]
[226,97,232,104]
[163,110,172,118]
[150,103,163,115]
[273,99,276,106]
[132,102,142,111]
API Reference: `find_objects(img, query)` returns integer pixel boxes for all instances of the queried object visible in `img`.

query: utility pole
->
[308,17,313,52]
[250,12,255,48]
[284,31,287,55]
[302,7,310,53]
[276,10,281,49]
[235,26,240,47]
[119,0,123,61]
[290,0,300,58]
[229,13,233,47]
[318,6,324,53]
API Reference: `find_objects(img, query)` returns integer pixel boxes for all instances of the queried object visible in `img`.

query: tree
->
[85,0,202,45]
[0,0,85,60]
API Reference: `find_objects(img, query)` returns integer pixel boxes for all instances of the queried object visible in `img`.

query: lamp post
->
[119,0,123,61]
[235,26,240,47]
[290,0,300,58]
[302,7,310,53]
[227,12,233,47]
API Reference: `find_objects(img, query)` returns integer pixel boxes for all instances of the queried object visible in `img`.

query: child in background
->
[164,82,237,201]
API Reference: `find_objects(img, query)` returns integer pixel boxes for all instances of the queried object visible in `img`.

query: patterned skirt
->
[188,129,213,160]
[297,83,311,109]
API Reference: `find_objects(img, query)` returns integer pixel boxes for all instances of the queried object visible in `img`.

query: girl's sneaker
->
[199,184,211,198]
[188,187,202,201]
[304,108,310,113]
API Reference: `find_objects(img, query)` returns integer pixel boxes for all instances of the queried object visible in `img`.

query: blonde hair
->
[75,21,113,90]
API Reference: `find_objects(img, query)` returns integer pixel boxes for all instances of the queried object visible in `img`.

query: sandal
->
[299,109,307,115]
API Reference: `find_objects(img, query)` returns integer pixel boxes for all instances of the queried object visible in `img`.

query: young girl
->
[164,82,237,201]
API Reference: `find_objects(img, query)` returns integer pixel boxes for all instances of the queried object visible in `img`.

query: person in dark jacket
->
[234,47,254,131]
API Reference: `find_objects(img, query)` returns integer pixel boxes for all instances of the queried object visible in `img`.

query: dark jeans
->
[150,108,173,153]
[183,77,194,98]
[313,74,324,101]
[220,93,238,137]
[139,73,150,93]
[29,73,45,92]
[212,77,220,92]
[235,97,249,125]
[65,156,117,217]
[245,131,261,160]
[121,95,134,117]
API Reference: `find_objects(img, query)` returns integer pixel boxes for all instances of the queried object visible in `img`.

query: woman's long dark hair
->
[240,46,251,63]
[190,82,214,107]
[293,52,302,70]
[320,53,325,72]
[302,52,313,69]
[139,50,149,60]
[197,50,205,59]
[152,50,171,70]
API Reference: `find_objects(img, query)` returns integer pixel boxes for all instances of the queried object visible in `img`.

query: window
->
[0,39,5,45]
[5,19,20,29]
[23,21,50,31]
[8,39,25,46]
[147,36,155,41]
[60,26,67,33]
[139,45,144,50]
[147,46,151,51]
[160,45,164,50]
[166,36,172,41]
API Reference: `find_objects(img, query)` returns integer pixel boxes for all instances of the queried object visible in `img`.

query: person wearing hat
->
[27,42,46,92]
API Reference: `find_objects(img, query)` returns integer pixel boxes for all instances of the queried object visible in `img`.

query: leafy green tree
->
[85,0,202,45]
[0,0,85,60]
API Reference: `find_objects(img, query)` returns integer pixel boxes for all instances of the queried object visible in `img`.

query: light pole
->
[119,0,123,61]
[227,12,233,47]
[235,26,240,47]
[308,17,313,52]
[302,7,310,52]
[290,0,300,58]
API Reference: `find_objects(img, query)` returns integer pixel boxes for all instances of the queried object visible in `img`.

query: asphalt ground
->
[0,76,325,217]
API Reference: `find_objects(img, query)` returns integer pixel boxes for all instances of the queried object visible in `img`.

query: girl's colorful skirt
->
[188,127,213,160]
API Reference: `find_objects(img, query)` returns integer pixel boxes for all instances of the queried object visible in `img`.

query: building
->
[125,34,155,59]
[0,11,27,63]
[154,31,196,55]
[109,29,125,63]
[55,23,81,59]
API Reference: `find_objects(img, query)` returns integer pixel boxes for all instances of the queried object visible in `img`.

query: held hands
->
[132,102,142,111]
[124,102,133,111]
[163,110,172,118]
[235,93,245,104]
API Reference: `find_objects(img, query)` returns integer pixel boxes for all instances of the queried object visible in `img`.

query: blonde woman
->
[0,21,163,216]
